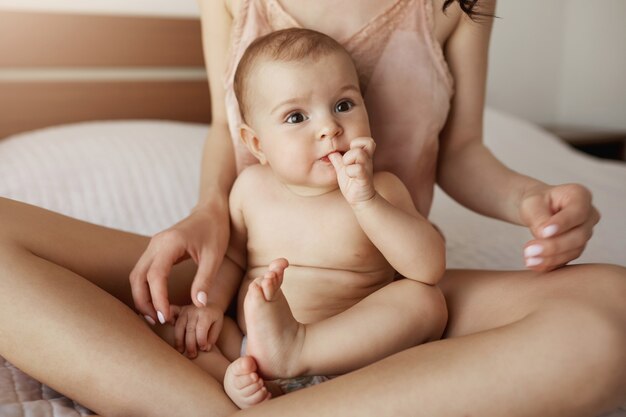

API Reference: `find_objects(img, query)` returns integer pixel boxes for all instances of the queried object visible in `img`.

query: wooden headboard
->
[0,11,211,139]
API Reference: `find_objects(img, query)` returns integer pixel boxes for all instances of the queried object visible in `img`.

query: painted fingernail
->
[524,244,544,258]
[525,257,543,267]
[542,224,559,238]
[144,315,156,326]
[157,311,166,324]
[197,291,208,306]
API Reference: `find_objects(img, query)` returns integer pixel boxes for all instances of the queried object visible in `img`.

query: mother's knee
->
[543,264,626,402]
[548,264,626,318]
[554,297,626,407]
[539,264,626,347]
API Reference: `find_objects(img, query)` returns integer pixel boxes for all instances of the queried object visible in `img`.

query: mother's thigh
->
[440,264,626,338]
[0,197,196,307]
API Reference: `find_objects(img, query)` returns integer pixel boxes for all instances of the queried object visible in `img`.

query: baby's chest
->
[245,198,383,269]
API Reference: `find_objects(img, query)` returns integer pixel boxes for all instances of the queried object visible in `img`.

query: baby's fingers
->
[174,314,188,353]
[345,163,367,179]
[328,152,345,173]
[343,147,370,166]
[185,314,200,358]
[207,316,224,348]
[349,137,376,158]
[195,315,215,352]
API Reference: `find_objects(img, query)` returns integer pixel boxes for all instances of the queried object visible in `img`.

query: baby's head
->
[234,28,371,194]
[234,28,361,124]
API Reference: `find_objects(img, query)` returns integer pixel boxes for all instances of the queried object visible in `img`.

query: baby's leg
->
[244,262,447,379]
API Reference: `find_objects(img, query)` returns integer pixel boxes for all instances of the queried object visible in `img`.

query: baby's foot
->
[244,258,307,379]
[224,356,271,409]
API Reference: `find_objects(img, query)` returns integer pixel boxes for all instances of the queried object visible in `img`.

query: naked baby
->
[157,28,447,409]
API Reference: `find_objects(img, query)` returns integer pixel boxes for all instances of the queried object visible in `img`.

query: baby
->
[162,28,447,408]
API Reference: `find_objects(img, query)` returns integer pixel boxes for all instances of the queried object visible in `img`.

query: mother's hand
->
[129,201,230,324]
[519,183,600,272]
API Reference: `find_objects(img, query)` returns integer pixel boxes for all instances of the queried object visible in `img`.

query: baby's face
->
[245,51,371,195]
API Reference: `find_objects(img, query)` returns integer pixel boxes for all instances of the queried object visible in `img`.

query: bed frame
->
[0,10,211,139]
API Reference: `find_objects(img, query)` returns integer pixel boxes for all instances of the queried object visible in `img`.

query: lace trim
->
[266,0,300,29]
[347,0,412,92]
[345,0,410,48]
[422,0,455,95]
[223,0,253,88]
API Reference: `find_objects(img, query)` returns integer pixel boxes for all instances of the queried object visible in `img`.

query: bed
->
[0,10,624,417]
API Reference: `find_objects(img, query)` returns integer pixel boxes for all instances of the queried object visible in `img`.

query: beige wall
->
[487,0,626,130]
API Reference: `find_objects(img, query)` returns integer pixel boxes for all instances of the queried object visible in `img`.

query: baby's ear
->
[239,124,267,164]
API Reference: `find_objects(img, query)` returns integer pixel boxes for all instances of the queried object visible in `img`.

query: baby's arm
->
[357,172,445,284]
[330,138,445,284]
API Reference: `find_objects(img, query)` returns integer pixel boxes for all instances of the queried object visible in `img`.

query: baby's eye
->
[286,112,307,124]
[335,100,354,113]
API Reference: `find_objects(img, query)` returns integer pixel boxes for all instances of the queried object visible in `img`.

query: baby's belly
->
[237,264,394,332]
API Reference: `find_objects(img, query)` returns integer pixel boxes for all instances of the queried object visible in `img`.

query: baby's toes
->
[238,378,266,398]
[233,369,259,390]
[240,384,270,407]
[233,355,257,375]
[260,272,280,300]
[225,357,271,408]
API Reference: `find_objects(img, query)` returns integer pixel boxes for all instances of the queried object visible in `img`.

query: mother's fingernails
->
[144,315,156,326]
[524,244,544,258]
[157,311,166,324]
[542,224,559,238]
[525,257,543,267]
[197,291,208,306]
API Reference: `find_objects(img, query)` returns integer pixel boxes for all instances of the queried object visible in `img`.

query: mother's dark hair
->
[443,0,494,19]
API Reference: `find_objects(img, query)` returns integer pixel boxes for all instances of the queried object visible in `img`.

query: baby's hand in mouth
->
[321,151,345,162]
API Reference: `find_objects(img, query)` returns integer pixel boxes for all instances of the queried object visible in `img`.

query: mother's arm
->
[436,0,599,272]
[130,0,238,323]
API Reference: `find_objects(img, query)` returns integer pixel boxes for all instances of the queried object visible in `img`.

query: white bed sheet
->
[0,107,624,416]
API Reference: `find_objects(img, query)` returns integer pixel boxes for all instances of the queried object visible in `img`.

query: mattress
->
[0,108,624,416]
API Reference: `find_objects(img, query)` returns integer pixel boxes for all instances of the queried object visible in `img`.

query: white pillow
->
[0,120,207,236]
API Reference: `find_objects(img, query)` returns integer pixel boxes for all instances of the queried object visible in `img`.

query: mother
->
[0,0,625,416]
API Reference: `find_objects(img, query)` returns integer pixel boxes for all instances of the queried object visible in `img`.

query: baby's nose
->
[319,121,343,141]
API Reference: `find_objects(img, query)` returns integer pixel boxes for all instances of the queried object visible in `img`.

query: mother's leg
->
[439,265,626,415]
[0,197,237,416]
[234,264,626,417]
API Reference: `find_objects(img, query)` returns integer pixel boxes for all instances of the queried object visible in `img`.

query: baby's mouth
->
[320,151,345,163]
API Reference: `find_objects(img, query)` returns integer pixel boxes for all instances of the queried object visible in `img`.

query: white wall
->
[487,0,626,130]
[557,1,626,130]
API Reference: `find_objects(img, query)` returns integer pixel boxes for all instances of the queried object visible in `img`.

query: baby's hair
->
[234,28,352,123]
